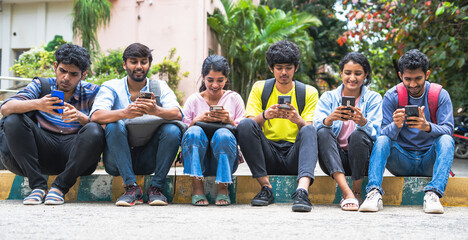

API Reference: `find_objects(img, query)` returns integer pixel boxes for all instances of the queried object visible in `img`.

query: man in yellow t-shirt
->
[237,40,319,212]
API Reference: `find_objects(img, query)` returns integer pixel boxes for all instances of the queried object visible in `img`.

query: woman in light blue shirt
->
[313,52,382,211]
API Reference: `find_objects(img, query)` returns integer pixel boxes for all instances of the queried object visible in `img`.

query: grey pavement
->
[1,201,468,239]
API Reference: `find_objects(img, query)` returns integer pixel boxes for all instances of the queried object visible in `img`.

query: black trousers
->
[237,118,318,182]
[3,114,105,193]
[317,127,373,181]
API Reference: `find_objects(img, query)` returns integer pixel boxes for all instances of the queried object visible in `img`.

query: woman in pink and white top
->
[182,55,245,206]
[313,52,382,211]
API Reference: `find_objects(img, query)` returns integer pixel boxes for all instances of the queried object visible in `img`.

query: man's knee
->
[237,118,255,132]
[435,134,454,149]
[317,127,332,139]
[159,123,182,141]
[374,135,391,147]
[105,120,126,137]
[3,114,25,133]
[298,124,317,139]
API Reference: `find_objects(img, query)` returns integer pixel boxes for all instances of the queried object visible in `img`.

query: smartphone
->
[342,96,355,113]
[210,105,224,111]
[51,90,64,114]
[278,95,292,110]
[405,105,419,120]
[138,91,152,99]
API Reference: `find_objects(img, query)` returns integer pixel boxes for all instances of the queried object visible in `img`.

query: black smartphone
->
[210,105,224,111]
[405,105,419,119]
[138,91,152,99]
[342,96,355,113]
[278,95,292,110]
[51,90,64,114]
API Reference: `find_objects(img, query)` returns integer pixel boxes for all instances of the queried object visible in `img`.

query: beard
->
[127,68,149,82]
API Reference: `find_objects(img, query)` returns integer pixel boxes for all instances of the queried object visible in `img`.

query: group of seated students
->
[0,40,454,214]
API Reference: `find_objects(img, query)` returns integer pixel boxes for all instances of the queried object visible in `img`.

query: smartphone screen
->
[405,105,419,120]
[342,96,355,113]
[278,95,292,110]
[51,90,64,114]
[210,105,224,111]
[138,92,152,99]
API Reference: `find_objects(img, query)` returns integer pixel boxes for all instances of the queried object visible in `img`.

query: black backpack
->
[260,78,306,115]
[0,77,51,170]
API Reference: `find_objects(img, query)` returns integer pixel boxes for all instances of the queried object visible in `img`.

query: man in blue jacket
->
[359,49,454,214]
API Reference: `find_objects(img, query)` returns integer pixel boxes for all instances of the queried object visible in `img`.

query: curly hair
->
[54,44,91,72]
[398,49,429,74]
[339,52,372,86]
[122,43,153,64]
[266,40,300,69]
[199,55,230,92]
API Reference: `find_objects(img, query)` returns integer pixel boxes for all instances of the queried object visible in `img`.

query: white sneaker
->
[359,188,383,212]
[423,191,444,214]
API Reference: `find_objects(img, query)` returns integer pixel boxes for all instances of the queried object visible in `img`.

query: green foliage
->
[150,48,189,104]
[10,46,55,78]
[208,0,321,99]
[72,0,111,54]
[44,35,67,52]
[261,0,350,91]
[88,49,126,86]
[344,0,468,108]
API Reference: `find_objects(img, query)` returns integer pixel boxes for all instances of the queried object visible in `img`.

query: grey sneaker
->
[423,191,444,214]
[359,188,383,212]
[147,185,168,206]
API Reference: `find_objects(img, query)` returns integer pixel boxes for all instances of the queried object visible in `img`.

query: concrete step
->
[1,170,467,206]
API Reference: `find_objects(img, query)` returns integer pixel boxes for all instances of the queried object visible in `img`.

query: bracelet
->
[262,111,268,120]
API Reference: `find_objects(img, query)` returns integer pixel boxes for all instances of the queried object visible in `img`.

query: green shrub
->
[88,49,126,85]
[10,45,55,78]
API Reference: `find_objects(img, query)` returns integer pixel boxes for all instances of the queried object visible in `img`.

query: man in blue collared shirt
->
[90,43,182,206]
[359,49,454,214]
[0,44,105,205]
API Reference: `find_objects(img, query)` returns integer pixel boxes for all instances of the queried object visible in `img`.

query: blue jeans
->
[103,120,182,188]
[366,134,454,197]
[181,126,238,183]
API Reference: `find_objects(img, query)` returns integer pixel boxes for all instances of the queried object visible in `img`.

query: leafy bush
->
[10,45,55,78]
[149,48,189,103]
[45,35,67,52]
[88,49,126,86]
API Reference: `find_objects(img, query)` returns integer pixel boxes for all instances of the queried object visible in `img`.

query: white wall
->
[0,0,73,88]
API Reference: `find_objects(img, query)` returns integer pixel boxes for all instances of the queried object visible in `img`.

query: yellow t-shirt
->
[245,80,319,143]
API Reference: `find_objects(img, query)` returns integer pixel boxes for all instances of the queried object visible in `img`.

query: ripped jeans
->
[181,126,238,184]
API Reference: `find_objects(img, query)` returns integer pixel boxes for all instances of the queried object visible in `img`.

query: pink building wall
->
[96,0,223,104]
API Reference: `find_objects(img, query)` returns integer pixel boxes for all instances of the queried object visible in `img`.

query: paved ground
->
[1,201,467,240]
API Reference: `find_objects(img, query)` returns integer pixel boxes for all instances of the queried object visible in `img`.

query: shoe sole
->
[423,203,444,214]
[23,201,43,205]
[149,200,168,206]
[116,199,143,206]
[292,204,312,212]
[359,199,383,212]
[251,199,274,206]
[44,201,64,205]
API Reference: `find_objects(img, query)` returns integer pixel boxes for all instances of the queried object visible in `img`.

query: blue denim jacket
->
[313,84,383,140]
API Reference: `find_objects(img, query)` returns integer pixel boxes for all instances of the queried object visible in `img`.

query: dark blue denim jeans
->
[366,134,454,197]
[103,120,181,189]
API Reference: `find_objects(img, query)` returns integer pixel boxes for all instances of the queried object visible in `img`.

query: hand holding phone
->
[51,90,64,114]
[278,95,292,110]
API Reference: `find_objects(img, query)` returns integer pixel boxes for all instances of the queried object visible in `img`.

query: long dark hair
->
[199,55,230,92]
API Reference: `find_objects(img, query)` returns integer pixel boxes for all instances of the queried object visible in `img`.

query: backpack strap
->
[427,83,442,124]
[33,77,51,98]
[148,79,162,107]
[261,78,276,111]
[294,80,306,116]
[396,82,408,108]
[261,78,307,115]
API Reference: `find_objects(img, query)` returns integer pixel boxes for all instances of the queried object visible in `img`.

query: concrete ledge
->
[1,171,467,206]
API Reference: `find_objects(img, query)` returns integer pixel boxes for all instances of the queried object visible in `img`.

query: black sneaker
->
[147,185,168,206]
[291,188,312,212]
[251,186,274,206]
[116,183,143,206]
